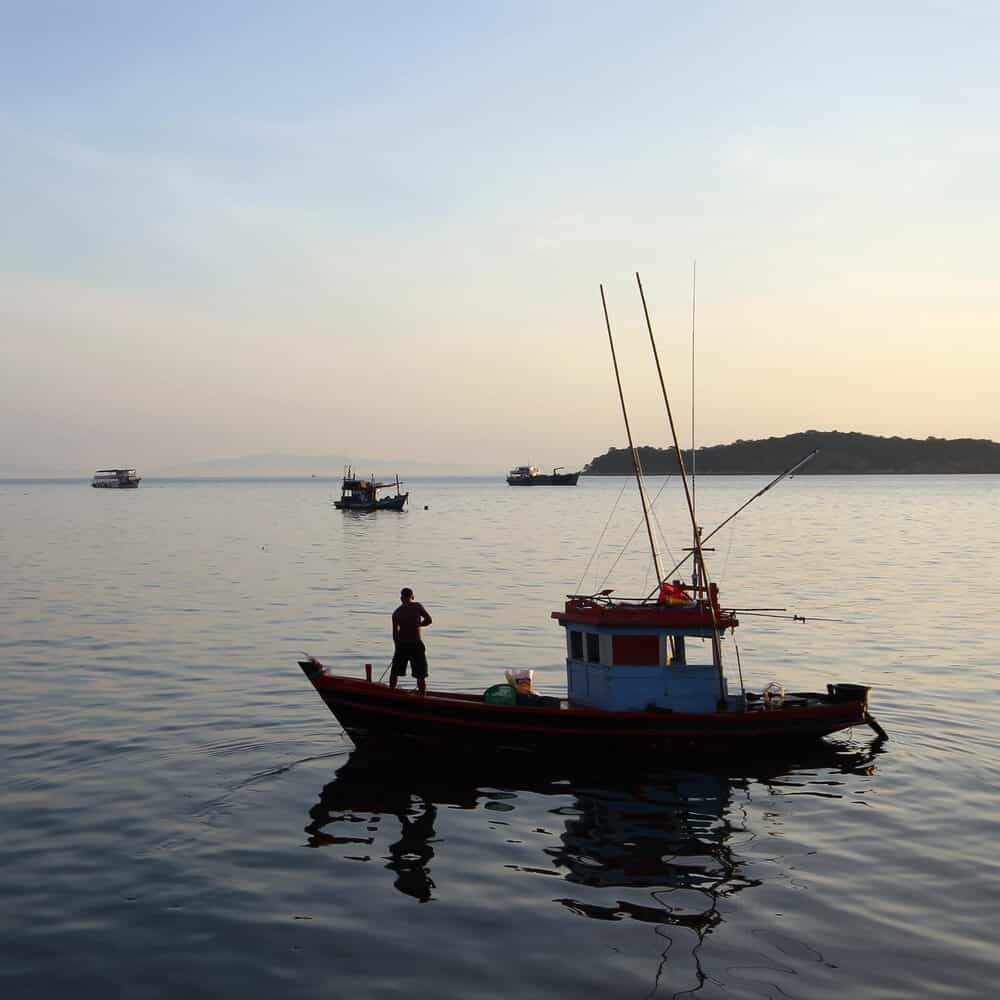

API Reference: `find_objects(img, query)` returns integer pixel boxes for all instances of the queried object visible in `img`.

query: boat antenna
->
[635,271,724,681]
[600,283,663,584]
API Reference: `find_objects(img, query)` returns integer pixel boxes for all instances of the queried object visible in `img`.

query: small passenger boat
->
[507,465,580,486]
[333,467,408,511]
[299,275,884,759]
[91,468,141,489]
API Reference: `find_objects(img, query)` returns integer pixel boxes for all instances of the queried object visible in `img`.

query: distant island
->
[583,431,1000,475]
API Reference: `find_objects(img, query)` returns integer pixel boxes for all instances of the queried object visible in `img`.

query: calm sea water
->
[2,475,999,999]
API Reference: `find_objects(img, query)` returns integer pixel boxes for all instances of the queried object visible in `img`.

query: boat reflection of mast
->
[548,743,880,997]
[548,770,754,915]
[548,770,757,998]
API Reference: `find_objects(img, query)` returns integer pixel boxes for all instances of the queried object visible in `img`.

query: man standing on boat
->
[390,587,432,694]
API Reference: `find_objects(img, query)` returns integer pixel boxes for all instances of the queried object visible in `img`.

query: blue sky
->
[2,2,998,474]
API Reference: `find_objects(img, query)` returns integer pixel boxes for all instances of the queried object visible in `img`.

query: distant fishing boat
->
[333,467,408,512]
[91,468,141,489]
[507,465,580,486]
[299,275,884,759]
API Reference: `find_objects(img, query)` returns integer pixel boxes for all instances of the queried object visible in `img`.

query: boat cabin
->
[552,592,739,713]
[340,478,375,503]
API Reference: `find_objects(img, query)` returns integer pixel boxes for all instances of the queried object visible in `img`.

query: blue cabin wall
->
[561,624,726,712]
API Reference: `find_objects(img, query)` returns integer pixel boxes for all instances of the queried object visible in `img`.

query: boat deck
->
[309,671,840,717]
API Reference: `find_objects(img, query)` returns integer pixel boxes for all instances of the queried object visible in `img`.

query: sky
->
[2,1,998,475]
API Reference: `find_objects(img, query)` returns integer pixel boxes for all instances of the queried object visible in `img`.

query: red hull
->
[299,662,873,758]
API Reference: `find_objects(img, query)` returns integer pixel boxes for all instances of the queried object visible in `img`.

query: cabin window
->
[569,630,583,659]
[585,633,601,663]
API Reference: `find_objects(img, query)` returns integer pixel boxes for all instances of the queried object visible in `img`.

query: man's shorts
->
[391,640,428,679]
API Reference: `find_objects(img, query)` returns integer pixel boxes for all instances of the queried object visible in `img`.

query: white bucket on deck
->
[505,669,534,694]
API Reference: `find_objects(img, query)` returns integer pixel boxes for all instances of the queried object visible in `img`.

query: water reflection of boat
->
[305,759,441,903]
[303,742,881,919]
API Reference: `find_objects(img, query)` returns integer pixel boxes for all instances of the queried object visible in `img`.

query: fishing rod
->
[647,448,819,597]
[735,611,849,624]
[600,283,663,584]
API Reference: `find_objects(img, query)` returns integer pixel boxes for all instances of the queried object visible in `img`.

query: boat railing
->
[562,589,730,618]
[565,593,671,608]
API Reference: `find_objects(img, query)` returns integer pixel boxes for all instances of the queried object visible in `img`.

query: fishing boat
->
[507,465,580,486]
[300,275,884,757]
[333,467,408,512]
[91,468,141,489]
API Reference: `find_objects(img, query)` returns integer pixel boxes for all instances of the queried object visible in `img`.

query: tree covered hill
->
[582,431,1000,475]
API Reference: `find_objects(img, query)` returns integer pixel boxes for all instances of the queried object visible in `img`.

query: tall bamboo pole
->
[635,272,724,687]
[690,260,698,590]
[690,260,697,533]
[600,284,663,586]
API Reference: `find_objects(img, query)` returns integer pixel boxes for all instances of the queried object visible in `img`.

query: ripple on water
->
[3,477,1000,999]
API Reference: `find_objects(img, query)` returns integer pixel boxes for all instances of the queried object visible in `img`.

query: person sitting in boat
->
[390,587,433,694]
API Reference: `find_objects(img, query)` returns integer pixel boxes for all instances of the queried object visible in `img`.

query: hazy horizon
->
[3,426,998,479]
[3,3,998,475]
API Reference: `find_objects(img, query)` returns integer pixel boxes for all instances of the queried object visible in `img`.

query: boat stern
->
[826,682,872,708]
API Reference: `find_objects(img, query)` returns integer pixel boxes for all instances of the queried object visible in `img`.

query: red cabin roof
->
[552,589,738,633]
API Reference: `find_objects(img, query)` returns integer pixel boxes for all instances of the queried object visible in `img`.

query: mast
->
[599,284,663,585]
[690,260,698,592]
[635,272,725,684]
